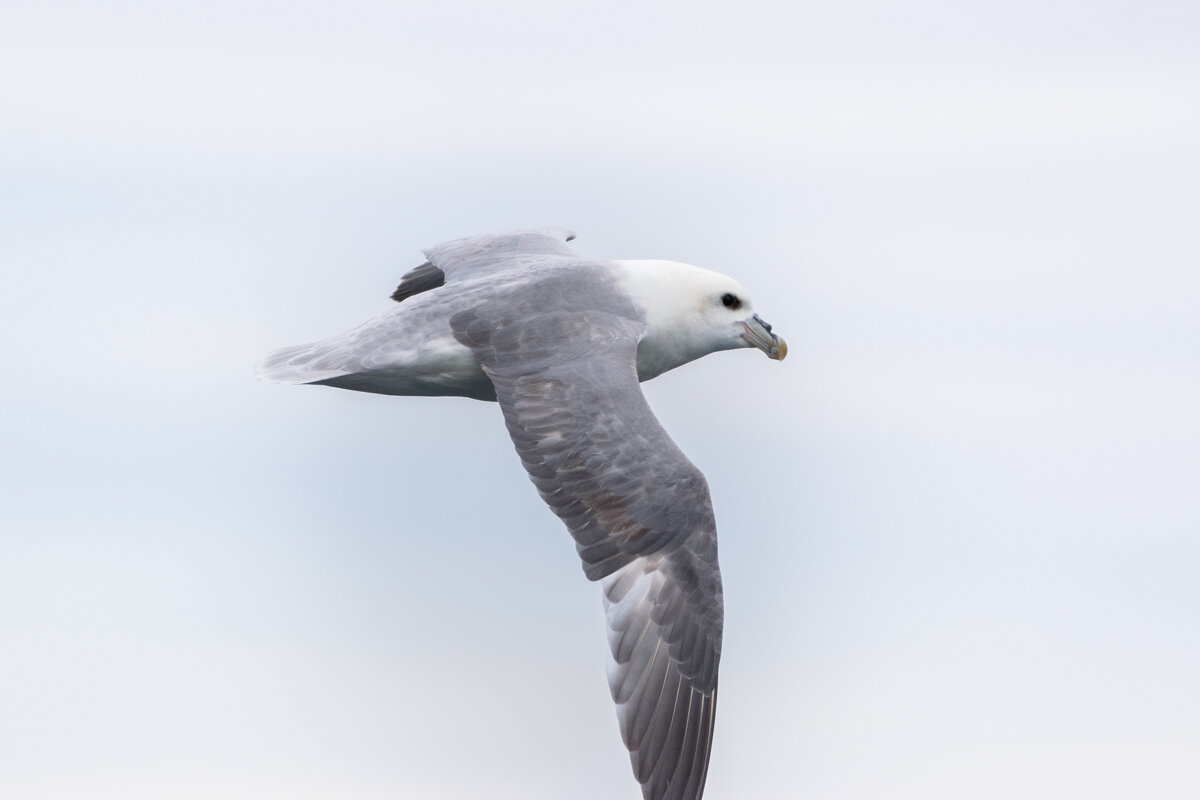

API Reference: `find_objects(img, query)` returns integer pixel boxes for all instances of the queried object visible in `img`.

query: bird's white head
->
[613,259,787,381]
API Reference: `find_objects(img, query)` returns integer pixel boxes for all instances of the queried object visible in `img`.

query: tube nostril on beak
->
[754,314,772,333]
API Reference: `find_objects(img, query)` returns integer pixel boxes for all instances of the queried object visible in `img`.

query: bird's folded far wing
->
[392,229,578,304]
[451,297,723,800]
[425,229,577,279]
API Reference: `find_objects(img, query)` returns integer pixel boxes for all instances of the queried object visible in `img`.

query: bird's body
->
[260,252,780,398]
[261,274,500,399]
[258,229,785,800]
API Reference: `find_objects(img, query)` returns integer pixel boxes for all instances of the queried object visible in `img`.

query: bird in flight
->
[258,229,786,800]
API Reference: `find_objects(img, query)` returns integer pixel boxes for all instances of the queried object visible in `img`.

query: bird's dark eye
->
[721,292,741,310]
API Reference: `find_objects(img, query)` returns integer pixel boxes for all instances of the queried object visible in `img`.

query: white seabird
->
[258,229,787,800]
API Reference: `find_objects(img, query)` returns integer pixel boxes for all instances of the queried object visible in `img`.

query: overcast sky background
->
[2,2,1198,798]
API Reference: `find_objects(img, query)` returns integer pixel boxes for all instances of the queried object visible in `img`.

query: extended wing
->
[451,268,723,800]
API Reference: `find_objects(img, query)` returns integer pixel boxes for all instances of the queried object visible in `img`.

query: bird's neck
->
[612,260,717,382]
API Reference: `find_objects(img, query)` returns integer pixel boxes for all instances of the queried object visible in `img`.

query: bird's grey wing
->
[425,228,577,279]
[452,290,722,800]
[391,231,578,307]
[391,229,578,304]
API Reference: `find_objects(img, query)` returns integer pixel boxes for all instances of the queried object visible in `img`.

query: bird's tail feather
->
[256,342,354,384]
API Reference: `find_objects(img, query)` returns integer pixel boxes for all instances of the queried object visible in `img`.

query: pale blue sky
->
[1,1,1197,798]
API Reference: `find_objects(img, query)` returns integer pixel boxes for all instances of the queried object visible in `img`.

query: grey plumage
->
[452,271,722,798]
[258,230,786,800]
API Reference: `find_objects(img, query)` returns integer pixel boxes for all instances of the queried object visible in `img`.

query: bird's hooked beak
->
[741,314,787,361]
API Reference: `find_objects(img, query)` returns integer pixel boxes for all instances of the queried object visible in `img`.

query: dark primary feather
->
[450,267,723,800]
[390,261,445,303]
